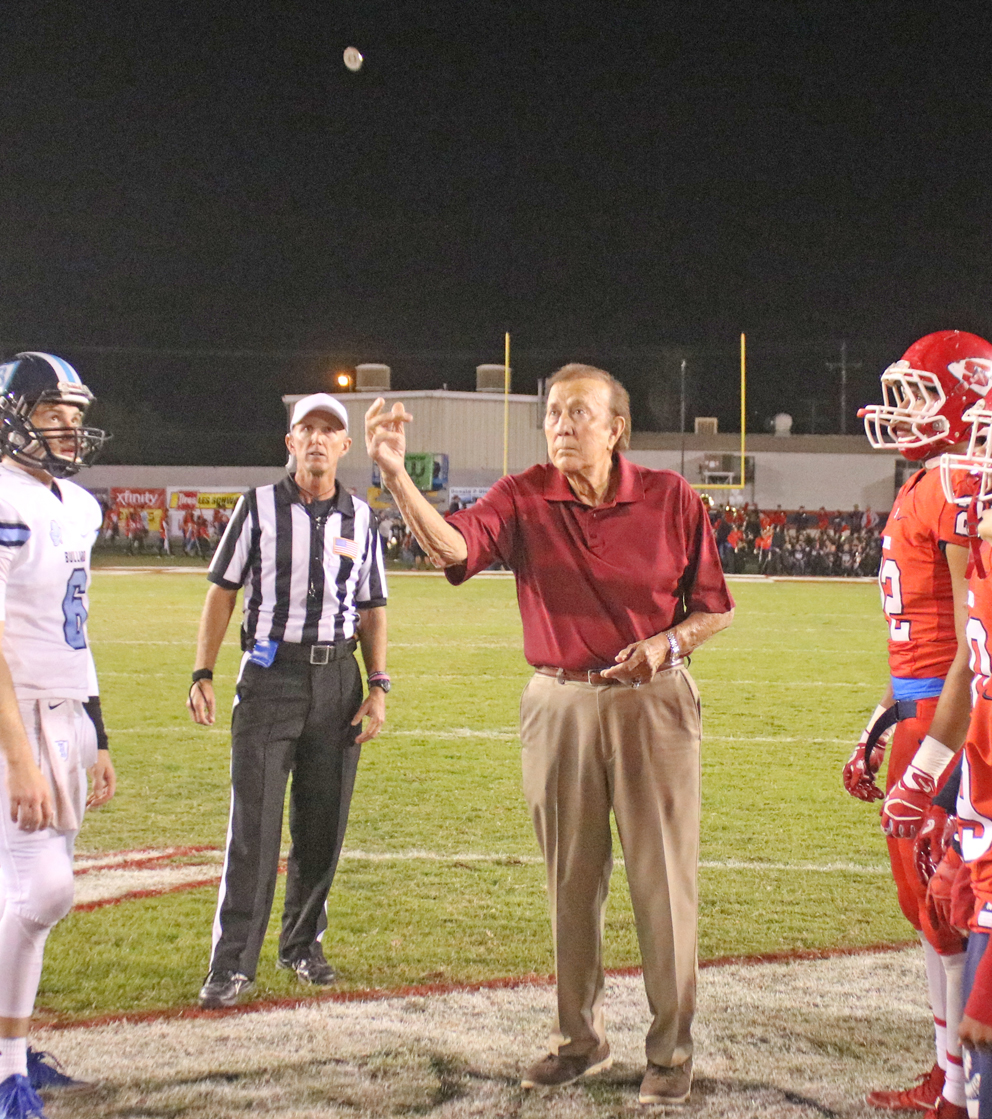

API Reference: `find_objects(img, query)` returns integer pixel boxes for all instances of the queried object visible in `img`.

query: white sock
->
[942,952,967,1107]
[923,936,949,1070]
[0,1037,27,1081]
[965,1048,979,1118]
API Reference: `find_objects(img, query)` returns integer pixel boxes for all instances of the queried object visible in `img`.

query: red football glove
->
[881,763,937,838]
[843,707,889,802]
[926,846,961,931]
[951,857,977,934]
[843,744,884,801]
[914,806,953,886]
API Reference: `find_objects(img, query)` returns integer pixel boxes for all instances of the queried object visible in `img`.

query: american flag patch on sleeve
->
[332,536,359,560]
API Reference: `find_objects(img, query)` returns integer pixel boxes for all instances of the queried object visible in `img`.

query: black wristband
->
[84,695,110,751]
[192,668,214,683]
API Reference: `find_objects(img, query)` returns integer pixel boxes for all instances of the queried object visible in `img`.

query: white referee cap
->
[290,393,349,432]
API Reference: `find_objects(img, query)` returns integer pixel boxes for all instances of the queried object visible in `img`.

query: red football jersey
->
[960,697,992,917]
[960,545,992,917]
[879,466,969,679]
[968,544,992,695]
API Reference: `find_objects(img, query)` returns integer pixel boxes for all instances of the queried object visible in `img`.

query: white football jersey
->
[0,463,102,700]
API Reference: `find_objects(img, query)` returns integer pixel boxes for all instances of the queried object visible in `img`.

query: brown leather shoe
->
[639,1058,693,1105]
[520,1045,612,1089]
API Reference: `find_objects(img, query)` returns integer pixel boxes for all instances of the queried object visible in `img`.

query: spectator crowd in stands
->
[707,503,884,577]
[98,503,230,558]
[94,490,887,578]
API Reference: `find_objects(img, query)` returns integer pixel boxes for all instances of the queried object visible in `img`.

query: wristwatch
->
[666,631,682,663]
[368,672,391,693]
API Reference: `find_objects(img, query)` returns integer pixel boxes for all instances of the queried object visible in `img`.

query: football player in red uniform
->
[845,331,992,1115]
[939,403,992,1117]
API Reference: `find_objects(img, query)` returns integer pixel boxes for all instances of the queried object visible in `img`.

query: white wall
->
[82,452,899,512]
[83,465,287,492]
[625,449,899,511]
[285,390,548,496]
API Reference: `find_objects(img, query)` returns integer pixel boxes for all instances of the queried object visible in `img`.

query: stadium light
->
[333,371,355,392]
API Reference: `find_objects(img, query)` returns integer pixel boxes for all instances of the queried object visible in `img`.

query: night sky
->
[2,1,991,456]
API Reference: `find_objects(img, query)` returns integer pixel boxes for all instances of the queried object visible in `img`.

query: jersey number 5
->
[879,557,911,641]
[960,754,992,864]
[61,568,88,650]
[967,615,992,679]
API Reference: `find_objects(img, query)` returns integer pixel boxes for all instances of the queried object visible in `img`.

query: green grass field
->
[39,573,906,1020]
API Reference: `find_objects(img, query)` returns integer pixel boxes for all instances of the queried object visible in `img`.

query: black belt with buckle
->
[273,639,358,665]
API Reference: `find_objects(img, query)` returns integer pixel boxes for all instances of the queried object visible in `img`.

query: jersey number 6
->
[61,567,88,650]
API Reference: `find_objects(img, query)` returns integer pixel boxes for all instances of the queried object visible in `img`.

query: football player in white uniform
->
[0,353,113,1119]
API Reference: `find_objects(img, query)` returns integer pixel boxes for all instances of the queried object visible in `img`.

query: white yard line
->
[32,948,929,1117]
[92,567,210,575]
[74,847,218,871]
[694,678,875,687]
[74,864,223,905]
[99,727,853,744]
[72,847,887,910]
[395,674,876,685]
[91,639,239,646]
[383,728,850,744]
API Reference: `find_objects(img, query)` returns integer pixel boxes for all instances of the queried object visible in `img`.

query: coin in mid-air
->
[343,47,363,72]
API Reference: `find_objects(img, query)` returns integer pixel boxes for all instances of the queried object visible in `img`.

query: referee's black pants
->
[209,652,363,979]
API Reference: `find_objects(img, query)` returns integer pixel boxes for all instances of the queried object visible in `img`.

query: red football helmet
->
[860,330,992,461]
[939,393,992,511]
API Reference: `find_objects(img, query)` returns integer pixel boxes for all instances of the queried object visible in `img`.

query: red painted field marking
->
[37,940,917,1031]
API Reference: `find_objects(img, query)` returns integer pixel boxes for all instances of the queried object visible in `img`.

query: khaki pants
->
[520,667,701,1066]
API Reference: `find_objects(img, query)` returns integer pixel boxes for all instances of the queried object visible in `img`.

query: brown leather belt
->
[534,662,683,687]
[535,666,635,687]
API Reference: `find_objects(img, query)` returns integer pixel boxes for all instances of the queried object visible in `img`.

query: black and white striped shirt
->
[208,476,387,646]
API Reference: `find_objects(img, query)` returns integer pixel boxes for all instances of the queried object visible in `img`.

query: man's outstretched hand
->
[365,399,413,481]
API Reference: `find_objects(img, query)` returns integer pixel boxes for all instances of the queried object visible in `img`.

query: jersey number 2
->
[879,557,911,642]
[61,568,88,650]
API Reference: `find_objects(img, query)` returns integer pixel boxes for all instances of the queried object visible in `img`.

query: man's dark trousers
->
[209,649,363,978]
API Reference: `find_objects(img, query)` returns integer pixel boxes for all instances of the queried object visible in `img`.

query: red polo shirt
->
[445,454,734,671]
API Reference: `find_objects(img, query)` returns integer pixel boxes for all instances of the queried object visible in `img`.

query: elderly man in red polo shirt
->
[366,364,734,1105]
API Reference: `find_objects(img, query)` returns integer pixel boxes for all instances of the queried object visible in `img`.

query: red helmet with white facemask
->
[860,331,992,461]
[939,393,992,511]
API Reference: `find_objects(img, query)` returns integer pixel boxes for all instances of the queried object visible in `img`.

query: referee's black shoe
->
[198,970,254,1008]
[277,943,337,985]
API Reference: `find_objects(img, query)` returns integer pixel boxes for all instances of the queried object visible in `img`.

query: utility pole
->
[679,358,687,478]
[826,341,862,435]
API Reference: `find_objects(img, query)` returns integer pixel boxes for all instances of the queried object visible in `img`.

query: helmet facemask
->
[940,402,992,515]
[861,362,953,457]
[0,384,109,478]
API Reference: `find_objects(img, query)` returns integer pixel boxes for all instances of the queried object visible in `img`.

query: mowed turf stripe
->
[381,729,852,744]
[70,846,889,913]
[103,726,853,743]
[386,674,878,685]
[35,939,916,1032]
[77,846,889,871]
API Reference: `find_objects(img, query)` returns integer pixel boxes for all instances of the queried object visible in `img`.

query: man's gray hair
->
[546,364,631,452]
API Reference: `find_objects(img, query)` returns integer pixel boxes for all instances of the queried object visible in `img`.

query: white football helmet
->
[939,396,992,512]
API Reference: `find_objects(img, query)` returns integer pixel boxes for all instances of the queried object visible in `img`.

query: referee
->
[187,393,388,1009]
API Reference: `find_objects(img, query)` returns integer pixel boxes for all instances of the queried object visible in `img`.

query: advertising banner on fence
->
[166,488,246,551]
[368,454,449,511]
[109,487,167,537]
[448,486,491,509]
